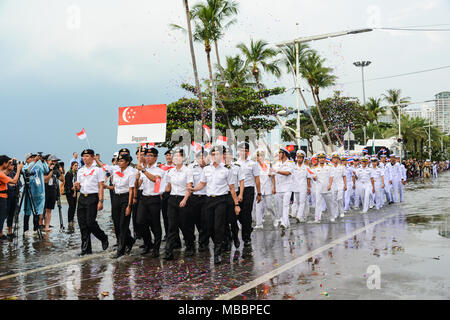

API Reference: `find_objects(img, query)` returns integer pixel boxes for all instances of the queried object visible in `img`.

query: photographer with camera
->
[43,155,64,232]
[2,158,23,240]
[0,156,23,241]
[22,153,46,236]
[65,161,79,229]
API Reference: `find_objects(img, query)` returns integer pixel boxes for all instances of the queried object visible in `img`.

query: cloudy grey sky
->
[1,0,449,163]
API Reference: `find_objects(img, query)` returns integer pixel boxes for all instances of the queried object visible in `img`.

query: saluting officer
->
[163,149,193,261]
[73,149,109,255]
[108,154,136,258]
[190,146,241,265]
[136,147,164,257]
[236,142,261,248]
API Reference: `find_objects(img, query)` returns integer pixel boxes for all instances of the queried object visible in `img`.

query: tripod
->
[55,183,64,230]
[13,171,43,243]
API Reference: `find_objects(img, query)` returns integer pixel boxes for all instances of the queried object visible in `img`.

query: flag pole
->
[86,136,91,149]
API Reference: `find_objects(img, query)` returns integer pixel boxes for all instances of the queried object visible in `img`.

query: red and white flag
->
[192,141,202,153]
[204,142,212,151]
[76,128,87,140]
[203,125,211,141]
[117,105,167,144]
[216,136,228,146]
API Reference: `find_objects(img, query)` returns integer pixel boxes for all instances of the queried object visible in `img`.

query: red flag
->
[154,177,161,193]
[76,128,87,140]
[203,125,211,140]
[216,136,228,146]
[286,145,295,152]
[192,141,202,152]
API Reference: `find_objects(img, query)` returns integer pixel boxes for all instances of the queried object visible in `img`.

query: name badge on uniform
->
[35,176,41,186]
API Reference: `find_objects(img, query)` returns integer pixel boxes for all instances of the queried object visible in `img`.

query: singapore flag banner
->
[117,104,167,144]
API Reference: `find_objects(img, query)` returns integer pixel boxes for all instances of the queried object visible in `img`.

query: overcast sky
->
[1,0,449,163]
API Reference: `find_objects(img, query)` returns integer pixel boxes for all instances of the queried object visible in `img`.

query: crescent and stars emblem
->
[122,107,137,123]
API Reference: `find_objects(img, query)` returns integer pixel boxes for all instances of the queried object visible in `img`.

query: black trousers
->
[204,195,227,255]
[66,193,77,223]
[137,195,162,251]
[237,187,254,242]
[224,193,239,244]
[165,195,194,254]
[111,193,134,254]
[162,191,181,245]
[132,190,142,238]
[77,193,107,254]
[188,195,207,244]
[6,192,18,228]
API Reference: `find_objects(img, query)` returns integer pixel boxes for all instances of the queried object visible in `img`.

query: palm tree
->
[236,39,281,90]
[300,52,336,149]
[365,97,385,126]
[215,55,255,88]
[280,43,312,83]
[192,0,239,78]
[170,1,207,125]
[382,89,411,122]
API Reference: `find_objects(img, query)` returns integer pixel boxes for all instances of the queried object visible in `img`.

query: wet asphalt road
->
[0,173,449,300]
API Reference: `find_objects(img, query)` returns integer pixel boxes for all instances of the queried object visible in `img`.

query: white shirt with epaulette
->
[188,161,207,196]
[273,159,294,193]
[77,164,105,194]
[311,164,332,194]
[200,163,234,196]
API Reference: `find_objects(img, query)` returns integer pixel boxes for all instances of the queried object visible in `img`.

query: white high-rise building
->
[434,92,450,134]
[403,104,435,123]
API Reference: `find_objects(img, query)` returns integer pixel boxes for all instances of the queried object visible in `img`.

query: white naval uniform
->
[311,164,334,222]
[343,165,354,211]
[387,162,401,203]
[166,166,193,196]
[273,159,294,228]
[330,164,346,218]
[352,164,361,209]
[379,161,392,205]
[354,166,373,213]
[255,162,276,227]
[370,166,384,210]
[291,163,312,221]
[399,163,407,202]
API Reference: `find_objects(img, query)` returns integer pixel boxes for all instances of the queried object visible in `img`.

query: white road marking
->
[0,252,110,282]
[216,212,397,300]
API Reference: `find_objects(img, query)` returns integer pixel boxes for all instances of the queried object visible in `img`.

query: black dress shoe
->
[141,246,150,255]
[125,238,135,254]
[139,244,145,249]
[198,244,207,252]
[214,255,222,265]
[162,235,167,242]
[185,247,195,257]
[243,240,251,248]
[151,250,160,258]
[102,238,109,251]
[174,242,182,249]
[163,252,174,260]
[233,238,240,249]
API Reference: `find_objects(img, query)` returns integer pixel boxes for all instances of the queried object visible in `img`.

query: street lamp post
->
[276,28,373,152]
[353,60,372,145]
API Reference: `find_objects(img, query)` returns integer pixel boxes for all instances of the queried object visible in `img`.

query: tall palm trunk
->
[315,91,342,148]
[296,86,328,152]
[214,41,226,80]
[309,85,334,150]
[184,0,205,126]
[251,69,297,143]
